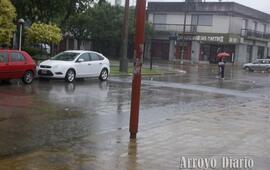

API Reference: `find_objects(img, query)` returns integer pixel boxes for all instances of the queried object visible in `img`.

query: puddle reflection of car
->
[37,50,110,83]
[243,59,270,72]
[46,81,109,108]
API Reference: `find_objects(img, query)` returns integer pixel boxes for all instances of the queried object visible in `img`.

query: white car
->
[37,50,110,82]
[243,59,270,72]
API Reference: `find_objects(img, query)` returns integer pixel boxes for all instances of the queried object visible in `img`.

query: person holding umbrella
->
[216,51,230,79]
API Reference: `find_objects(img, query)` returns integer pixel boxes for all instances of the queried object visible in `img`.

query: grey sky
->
[110,0,270,14]
[147,0,270,14]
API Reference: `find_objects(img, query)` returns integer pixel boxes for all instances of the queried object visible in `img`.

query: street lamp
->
[18,18,25,51]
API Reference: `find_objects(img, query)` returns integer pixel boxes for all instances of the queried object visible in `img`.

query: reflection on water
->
[127,139,138,170]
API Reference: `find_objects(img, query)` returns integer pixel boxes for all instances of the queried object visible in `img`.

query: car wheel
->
[65,69,76,83]
[22,71,34,84]
[99,69,108,81]
[245,67,253,72]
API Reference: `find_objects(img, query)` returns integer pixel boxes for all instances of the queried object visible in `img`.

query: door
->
[75,53,92,77]
[260,60,267,71]
[0,51,10,79]
[247,45,253,63]
[89,52,103,76]
[9,52,27,78]
[251,60,261,71]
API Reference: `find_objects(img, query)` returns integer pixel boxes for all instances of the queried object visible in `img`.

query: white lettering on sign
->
[178,35,225,43]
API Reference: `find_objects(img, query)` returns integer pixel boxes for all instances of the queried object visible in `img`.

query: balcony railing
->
[152,23,198,33]
[241,29,270,39]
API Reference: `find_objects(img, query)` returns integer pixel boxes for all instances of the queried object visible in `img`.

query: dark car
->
[0,49,36,84]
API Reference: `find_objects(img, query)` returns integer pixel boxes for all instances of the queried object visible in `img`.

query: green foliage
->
[22,46,43,57]
[11,0,92,28]
[26,23,62,45]
[87,3,123,42]
[67,12,91,49]
[0,0,16,46]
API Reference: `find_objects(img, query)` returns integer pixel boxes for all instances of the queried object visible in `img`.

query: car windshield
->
[51,52,79,61]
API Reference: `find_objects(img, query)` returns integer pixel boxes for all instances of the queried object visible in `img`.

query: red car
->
[0,49,36,84]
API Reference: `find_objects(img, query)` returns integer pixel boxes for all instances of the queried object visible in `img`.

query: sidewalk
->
[110,60,186,76]
[0,97,269,170]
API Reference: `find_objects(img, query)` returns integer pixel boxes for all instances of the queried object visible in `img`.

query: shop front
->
[200,43,236,63]
[176,33,238,63]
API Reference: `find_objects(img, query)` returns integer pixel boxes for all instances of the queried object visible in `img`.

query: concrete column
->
[191,41,200,64]
[235,44,247,64]
[169,40,176,61]
[264,46,268,58]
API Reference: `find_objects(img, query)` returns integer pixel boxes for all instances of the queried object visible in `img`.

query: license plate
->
[41,70,47,74]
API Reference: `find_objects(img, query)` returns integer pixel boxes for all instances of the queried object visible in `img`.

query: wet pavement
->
[0,64,270,169]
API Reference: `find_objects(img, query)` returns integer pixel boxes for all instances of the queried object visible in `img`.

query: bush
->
[22,46,50,61]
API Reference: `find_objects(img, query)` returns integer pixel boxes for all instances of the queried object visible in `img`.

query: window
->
[263,24,267,33]
[198,15,213,26]
[191,15,198,32]
[51,52,79,61]
[242,19,248,29]
[97,54,104,60]
[153,14,166,31]
[254,21,258,31]
[153,14,166,24]
[0,52,8,63]
[11,52,25,62]
[78,53,91,62]
[90,53,101,61]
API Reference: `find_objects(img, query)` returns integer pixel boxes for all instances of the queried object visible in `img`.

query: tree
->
[86,2,123,57]
[119,0,130,72]
[26,23,62,47]
[67,13,91,50]
[0,0,16,46]
[11,0,92,28]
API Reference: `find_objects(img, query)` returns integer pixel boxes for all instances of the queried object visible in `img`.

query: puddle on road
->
[200,80,261,91]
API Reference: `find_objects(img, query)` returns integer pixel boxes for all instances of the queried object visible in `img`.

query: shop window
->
[247,45,253,62]
[257,46,264,59]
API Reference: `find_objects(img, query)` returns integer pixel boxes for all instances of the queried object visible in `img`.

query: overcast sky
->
[147,0,270,14]
[120,0,270,14]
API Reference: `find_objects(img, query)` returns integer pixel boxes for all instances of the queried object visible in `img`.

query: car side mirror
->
[77,58,84,62]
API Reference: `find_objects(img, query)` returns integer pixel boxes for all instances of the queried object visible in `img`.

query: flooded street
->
[0,64,270,169]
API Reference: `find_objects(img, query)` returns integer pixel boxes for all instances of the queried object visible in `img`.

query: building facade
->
[147,1,270,64]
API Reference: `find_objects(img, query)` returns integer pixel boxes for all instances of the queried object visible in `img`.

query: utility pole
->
[119,0,130,73]
[129,0,146,139]
[180,1,188,64]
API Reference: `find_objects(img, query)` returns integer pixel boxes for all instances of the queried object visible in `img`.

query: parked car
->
[243,59,270,72]
[0,49,36,84]
[37,50,110,82]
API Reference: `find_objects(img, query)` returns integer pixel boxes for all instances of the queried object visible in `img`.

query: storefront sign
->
[178,35,224,43]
